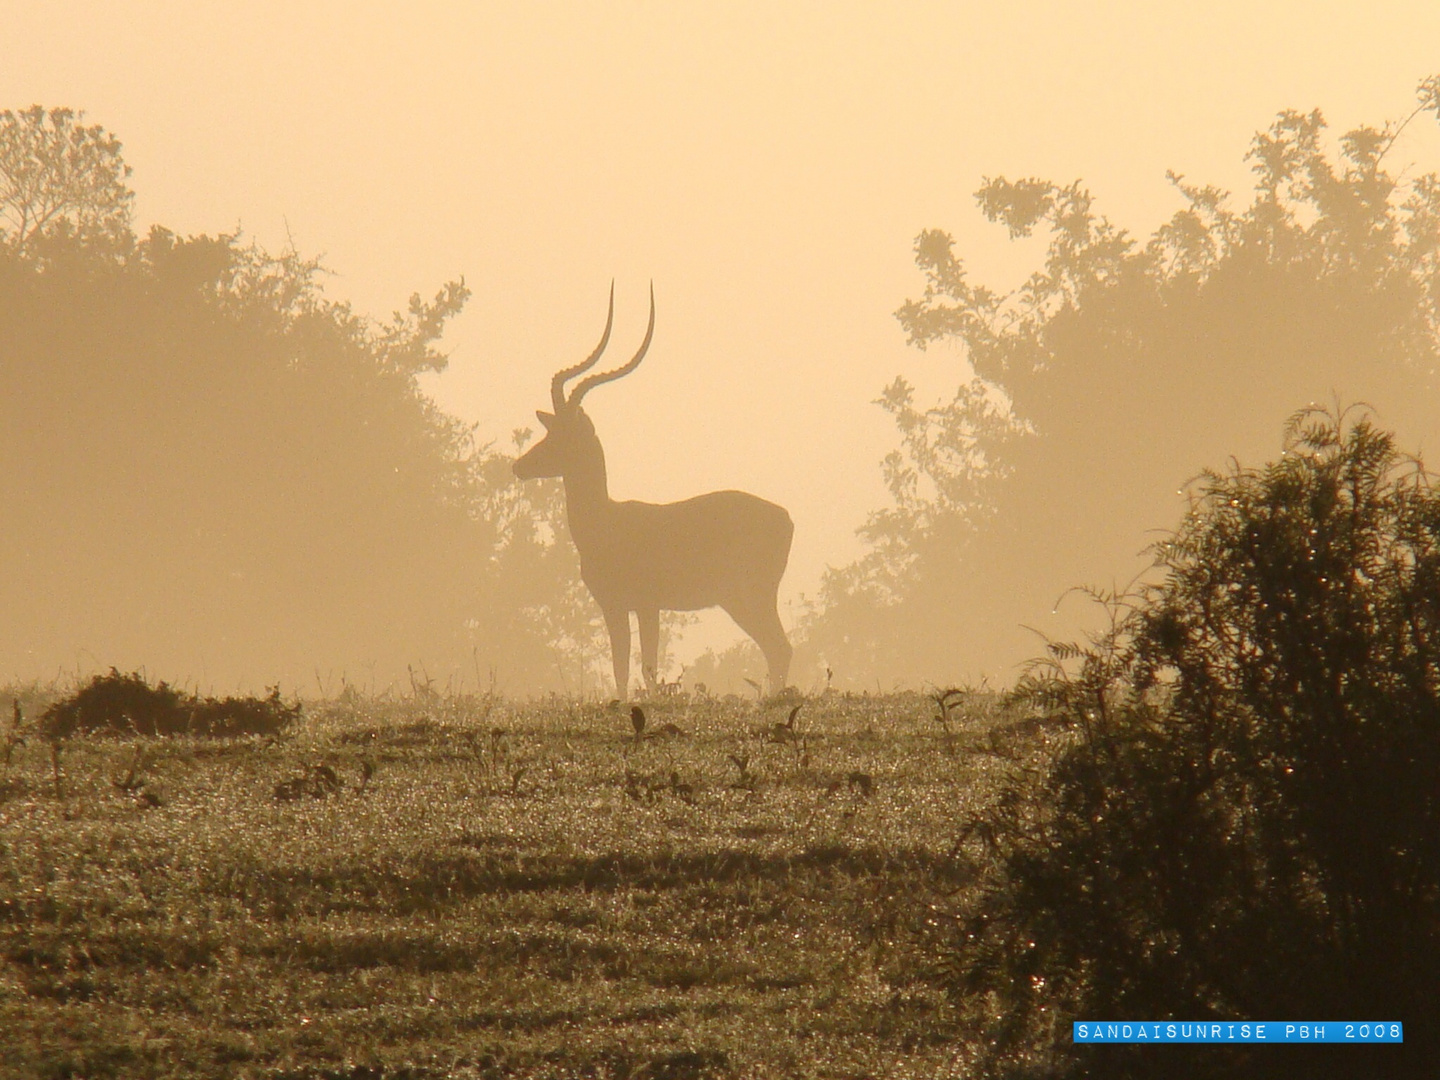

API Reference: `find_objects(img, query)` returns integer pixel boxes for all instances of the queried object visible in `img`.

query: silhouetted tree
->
[807,76,1440,687]
[0,106,133,254]
[0,108,592,692]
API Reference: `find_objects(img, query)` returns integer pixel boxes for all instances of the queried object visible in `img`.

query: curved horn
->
[551,282,615,412]
[569,282,655,408]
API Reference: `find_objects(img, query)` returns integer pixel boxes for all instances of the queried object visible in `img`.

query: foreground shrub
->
[42,669,299,738]
[950,407,1440,1078]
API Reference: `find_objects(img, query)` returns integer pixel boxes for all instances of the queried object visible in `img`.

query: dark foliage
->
[188,688,302,739]
[949,407,1440,1078]
[42,668,299,739]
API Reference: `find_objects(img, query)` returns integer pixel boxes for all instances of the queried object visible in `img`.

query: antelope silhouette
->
[513,284,794,699]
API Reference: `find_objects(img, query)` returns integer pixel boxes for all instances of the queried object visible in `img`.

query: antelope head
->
[513,282,656,481]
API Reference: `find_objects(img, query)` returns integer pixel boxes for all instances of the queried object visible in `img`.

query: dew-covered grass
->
[0,688,1055,1079]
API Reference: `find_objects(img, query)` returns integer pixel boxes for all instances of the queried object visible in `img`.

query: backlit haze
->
[6,2,1439,684]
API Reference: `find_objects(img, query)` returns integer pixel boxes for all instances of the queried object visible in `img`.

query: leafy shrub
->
[188,688,302,738]
[42,669,299,739]
[949,407,1440,1078]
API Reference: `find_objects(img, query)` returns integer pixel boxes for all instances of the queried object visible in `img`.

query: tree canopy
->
[0,106,133,254]
[805,76,1440,688]
[0,108,594,693]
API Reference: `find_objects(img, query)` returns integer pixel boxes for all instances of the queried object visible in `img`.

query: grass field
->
[0,688,1060,1079]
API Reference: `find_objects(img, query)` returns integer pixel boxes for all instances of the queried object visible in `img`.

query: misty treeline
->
[0,106,599,692]
[4,77,1440,695]
[806,74,1440,687]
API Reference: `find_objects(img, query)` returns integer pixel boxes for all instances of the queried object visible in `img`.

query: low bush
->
[42,669,299,739]
[948,407,1440,1078]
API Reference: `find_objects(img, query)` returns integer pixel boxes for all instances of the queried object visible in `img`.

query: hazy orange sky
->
[6,3,1439,663]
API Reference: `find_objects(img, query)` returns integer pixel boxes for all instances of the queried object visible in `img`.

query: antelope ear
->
[535,410,555,429]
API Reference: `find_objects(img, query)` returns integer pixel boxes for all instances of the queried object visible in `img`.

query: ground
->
[0,688,1059,1080]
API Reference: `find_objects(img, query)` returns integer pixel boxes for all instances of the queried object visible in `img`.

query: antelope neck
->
[560,437,614,544]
